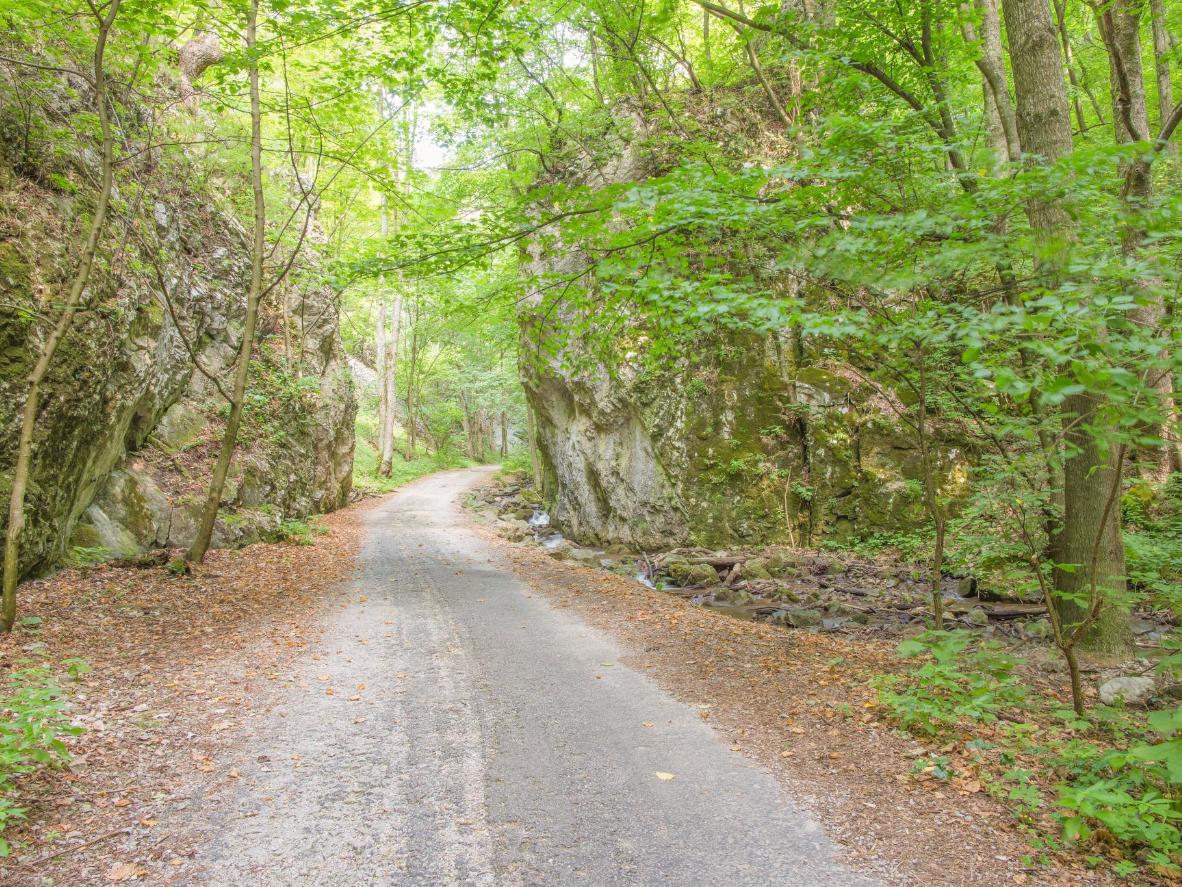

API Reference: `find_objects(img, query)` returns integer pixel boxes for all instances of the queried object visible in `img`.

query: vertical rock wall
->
[0,75,355,576]
[520,108,959,549]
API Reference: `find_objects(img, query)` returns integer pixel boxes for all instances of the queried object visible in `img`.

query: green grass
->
[495,448,533,478]
[352,410,477,494]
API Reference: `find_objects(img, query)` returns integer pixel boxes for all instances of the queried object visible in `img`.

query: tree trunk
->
[1055,397,1131,654]
[1001,0,1131,654]
[1097,0,1182,480]
[378,294,402,475]
[1051,0,1090,133]
[281,280,292,372]
[2,0,122,631]
[961,0,1020,163]
[375,299,389,458]
[187,0,266,564]
[405,307,418,460]
[500,410,508,457]
[1150,0,1175,131]
[377,127,407,476]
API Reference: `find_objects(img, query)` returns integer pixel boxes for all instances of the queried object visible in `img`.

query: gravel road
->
[186,468,875,886]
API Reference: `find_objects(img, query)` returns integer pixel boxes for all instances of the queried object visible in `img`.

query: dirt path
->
[159,467,871,886]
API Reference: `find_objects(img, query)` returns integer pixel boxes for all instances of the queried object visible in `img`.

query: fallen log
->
[690,555,747,568]
[984,604,1047,620]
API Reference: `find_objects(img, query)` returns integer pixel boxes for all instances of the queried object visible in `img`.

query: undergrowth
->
[0,661,88,856]
[352,408,476,494]
[1123,476,1182,616]
[877,629,1182,878]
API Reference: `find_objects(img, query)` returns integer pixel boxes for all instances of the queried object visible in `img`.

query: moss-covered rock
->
[743,557,773,580]
[666,560,719,587]
[520,107,965,552]
[0,73,355,577]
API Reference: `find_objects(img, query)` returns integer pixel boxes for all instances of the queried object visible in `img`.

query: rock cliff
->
[0,67,354,577]
[521,104,962,549]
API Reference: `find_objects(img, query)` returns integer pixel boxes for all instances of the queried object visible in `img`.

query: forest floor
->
[0,504,365,884]
[0,468,1118,886]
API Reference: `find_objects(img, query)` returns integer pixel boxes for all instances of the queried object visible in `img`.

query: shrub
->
[876,629,1026,736]
[0,666,86,855]
[273,517,325,545]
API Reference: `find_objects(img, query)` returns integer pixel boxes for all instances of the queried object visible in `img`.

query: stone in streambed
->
[965,607,989,626]
[783,607,824,628]
[496,519,531,542]
[568,547,603,565]
[666,560,719,587]
[743,557,773,580]
[1098,676,1156,707]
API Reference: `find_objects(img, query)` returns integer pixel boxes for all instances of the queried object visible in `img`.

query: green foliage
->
[0,666,85,856]
[242,355,317,447]
[825,529,927,562]
[1123,475,1182,615]
[496,449,533,476]
[876,630,1026,736]
[1056,734,1182,875]
[352,404,476,495]
[271,518,326,546]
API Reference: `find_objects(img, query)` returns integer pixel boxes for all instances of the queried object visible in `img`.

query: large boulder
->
[1099,676,1156,707]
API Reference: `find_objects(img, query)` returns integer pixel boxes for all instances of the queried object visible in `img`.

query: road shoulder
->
[475,518,1102,887]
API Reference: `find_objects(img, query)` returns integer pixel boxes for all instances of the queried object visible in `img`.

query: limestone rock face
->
[0,83,355,576]
[521,110,962,549]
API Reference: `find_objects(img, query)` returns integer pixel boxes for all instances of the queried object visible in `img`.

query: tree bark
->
[1051,0,1091,133]
[961,0,1021,162]
[405,303,419,460]
[1056,399,1131,654]
[187,0,266,564]
[1097,1,1182,479]
[1001,0,1131,654]
[375,299,389,457]
[2,0,122,631]
[378,294,402,475]
[1150,0,1175,130]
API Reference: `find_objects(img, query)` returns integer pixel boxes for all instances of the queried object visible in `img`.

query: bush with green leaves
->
[1122,478,1182,616]
[272,517,326,546]
[0,664,87,855]
[876,630,1026,736]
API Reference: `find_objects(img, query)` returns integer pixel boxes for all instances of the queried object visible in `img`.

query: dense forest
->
[3,0,1182,882]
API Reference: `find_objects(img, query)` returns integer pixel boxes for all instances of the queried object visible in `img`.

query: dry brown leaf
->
[105,862,147,882]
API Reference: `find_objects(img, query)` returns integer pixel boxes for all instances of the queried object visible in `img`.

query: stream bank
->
[471,473,1170,645]
[473,485,1111,887]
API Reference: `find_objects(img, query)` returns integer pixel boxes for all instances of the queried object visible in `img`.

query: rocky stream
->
[471,473,1175,652]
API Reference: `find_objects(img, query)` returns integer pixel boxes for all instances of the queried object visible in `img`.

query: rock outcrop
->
[0,68,354,577]
[521,104,963,549]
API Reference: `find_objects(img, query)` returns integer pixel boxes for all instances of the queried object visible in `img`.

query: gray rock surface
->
[519,110,963,552]
[1099,675,1156,707]
[0,82,355,574]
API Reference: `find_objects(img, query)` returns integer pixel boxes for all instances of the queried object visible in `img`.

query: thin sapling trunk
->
[3,0,122,632]
[187,0,266,564]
